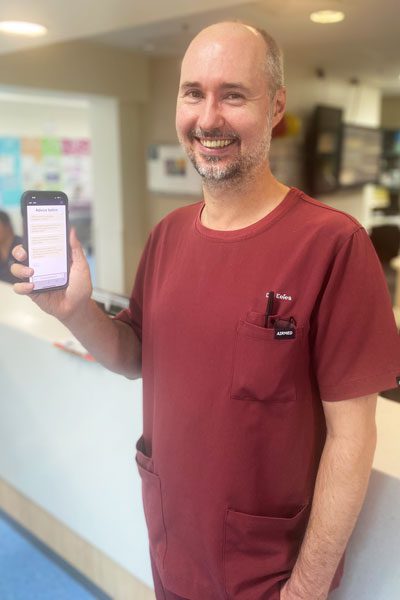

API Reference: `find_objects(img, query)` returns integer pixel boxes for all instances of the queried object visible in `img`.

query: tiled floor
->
[0,510,110,600]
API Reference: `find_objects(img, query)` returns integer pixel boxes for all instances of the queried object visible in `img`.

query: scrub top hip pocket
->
[230,313,303,403]
[223,503,311,599]
[135,436,168,570]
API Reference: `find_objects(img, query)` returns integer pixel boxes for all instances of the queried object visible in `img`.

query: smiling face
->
[176,23,285,185]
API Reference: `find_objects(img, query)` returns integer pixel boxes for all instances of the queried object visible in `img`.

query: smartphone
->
[21,190,70,292]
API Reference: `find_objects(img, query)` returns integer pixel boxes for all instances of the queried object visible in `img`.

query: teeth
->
[199,139,234,148]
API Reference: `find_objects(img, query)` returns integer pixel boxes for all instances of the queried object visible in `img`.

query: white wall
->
[89,97,125,294]
[0,92,90,137]
[285,66,381,126]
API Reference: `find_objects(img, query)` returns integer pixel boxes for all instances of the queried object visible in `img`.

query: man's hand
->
[11,227,92,322]
[280,580,325,600]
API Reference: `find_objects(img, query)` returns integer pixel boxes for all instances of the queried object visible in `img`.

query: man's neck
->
[201,166,290,231]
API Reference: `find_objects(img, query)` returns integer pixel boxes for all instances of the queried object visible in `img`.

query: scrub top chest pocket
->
[230,311,303,403]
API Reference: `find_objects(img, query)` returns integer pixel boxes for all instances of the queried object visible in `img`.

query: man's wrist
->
[282,576,327,600]
[61,297,95,330]
[282,578,308,599]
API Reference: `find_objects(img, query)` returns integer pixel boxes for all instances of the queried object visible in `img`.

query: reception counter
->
[0,281,153,599]
[0,281,399,599]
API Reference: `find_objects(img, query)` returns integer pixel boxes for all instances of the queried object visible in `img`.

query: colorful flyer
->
[21,138,43,190]
[61,138,92,206]
[41,137,62,190]
[0,137,22,207]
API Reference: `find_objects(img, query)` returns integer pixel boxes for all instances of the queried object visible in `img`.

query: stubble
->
[179,116,273,192]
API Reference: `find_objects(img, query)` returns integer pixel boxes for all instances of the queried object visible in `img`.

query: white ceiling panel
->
[0,0,252,54]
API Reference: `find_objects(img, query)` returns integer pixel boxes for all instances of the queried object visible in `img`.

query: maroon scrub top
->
[116,188,400,599]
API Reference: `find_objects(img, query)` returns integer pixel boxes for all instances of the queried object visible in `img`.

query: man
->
[12,21,400,600]
[0,210,22,284]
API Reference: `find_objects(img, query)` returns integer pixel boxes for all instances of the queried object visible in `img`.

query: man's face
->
[176,25,281,184]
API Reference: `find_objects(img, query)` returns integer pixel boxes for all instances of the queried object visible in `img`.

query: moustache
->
[189,128,240,141]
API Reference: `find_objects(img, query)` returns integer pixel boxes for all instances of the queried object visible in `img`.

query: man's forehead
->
[183,23,265,62]
[180,33,266,88]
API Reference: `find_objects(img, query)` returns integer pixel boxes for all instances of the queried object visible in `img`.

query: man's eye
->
[225,93,244,101]
[184,90,203,100]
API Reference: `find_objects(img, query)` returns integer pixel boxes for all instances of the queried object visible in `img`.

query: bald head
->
[182,22,284,98]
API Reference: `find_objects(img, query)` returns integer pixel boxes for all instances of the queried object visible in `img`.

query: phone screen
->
[23,193,69,291]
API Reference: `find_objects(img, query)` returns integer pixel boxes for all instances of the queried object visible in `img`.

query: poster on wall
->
[61,138,92,206]
[22,138,43,190]
[42,137,62,190]
[147,144,202,196]
[0,136,92,209]
[0,137,22,207]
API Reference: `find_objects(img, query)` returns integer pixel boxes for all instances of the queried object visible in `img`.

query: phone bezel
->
[21,190,71,293]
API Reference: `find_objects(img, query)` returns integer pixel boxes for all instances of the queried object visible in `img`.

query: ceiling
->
[0,0,399,95]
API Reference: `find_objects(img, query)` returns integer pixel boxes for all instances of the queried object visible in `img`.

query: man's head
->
[176,21,286,186]
[0,211,13,245]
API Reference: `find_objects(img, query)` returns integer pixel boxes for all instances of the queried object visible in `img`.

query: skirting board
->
[0,477,155,600]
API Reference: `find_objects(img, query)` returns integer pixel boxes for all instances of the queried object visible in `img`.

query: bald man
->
[12,21,400,600]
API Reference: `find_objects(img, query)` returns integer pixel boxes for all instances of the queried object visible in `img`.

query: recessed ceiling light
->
[310,10,345,24]
[0,21,47,37]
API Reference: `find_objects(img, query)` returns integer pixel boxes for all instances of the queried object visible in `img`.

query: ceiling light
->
[0,21,47,37]
[310,10,345,24]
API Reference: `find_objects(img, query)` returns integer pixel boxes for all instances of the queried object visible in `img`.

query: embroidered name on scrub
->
[266,291,293,301]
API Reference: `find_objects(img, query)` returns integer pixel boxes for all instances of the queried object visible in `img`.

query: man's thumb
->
[69,227,85,261]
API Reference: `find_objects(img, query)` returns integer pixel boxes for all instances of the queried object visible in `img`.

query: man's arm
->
[62,300,141,379]
[281,393,377,600]
[11,229,141,380]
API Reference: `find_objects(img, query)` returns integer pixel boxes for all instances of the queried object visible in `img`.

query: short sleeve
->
[114,233,153,343]
[311,227,400,401]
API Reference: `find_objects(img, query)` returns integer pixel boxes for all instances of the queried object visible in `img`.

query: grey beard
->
[181,122,273,185]
[187,151,243,182]
[187,135,272,185]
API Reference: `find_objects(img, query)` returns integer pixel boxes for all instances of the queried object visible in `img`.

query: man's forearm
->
[62,299,141,379]
[284,427,377,599]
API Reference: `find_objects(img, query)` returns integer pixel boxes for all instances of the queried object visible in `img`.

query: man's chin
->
[192,157,240,181]
[198,168,242,183]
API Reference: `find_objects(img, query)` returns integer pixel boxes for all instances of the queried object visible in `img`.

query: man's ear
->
[271,87,286,128]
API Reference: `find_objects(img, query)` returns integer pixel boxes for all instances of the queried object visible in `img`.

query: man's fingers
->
[12,244,27,262]
[13,281,35,295]
[10,263,33,280]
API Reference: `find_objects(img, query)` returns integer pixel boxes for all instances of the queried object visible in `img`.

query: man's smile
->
[197,138,236,148]
[188,129,240,155]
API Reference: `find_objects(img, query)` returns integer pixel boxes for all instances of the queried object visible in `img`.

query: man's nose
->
[197,98,225,131]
